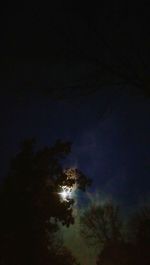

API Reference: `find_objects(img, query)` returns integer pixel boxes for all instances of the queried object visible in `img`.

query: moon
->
[58,168,78,202]
[59,186,74,202]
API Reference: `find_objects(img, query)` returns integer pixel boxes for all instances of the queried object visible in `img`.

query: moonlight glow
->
[59,186,73,201]
[58,168,78,202]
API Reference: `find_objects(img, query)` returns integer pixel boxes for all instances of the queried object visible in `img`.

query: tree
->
[127,206,150,265]
[80,201,131,265]
[81,202,150,265]
[80,198,150,265]
[80,201,123,249]
[128,206,150,245]
[96,241,135,265]
[49,245,80,265]
[0,138,90,265]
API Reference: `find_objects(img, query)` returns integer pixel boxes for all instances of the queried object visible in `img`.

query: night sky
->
[1,2,150,264]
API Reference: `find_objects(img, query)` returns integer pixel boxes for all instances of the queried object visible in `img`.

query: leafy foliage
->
[0,138,89,265]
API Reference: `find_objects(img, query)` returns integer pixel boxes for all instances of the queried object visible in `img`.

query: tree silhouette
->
[127,206,150,265]
[96,240,135,265]
[80,201,123,249]
[0,138,89,265]
[80,201,150,265]
[128,206,150,244]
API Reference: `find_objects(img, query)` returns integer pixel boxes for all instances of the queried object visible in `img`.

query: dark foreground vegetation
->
[0,139,149,265]
[0,139,90,265]
[81,201,150,265]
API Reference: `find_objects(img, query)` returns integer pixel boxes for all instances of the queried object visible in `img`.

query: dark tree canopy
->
[0,138,90,265]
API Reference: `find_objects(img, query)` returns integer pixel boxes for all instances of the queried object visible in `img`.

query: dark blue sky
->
[1,87,149,209]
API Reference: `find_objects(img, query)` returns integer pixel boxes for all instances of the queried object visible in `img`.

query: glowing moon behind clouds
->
[59,186,73,201]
